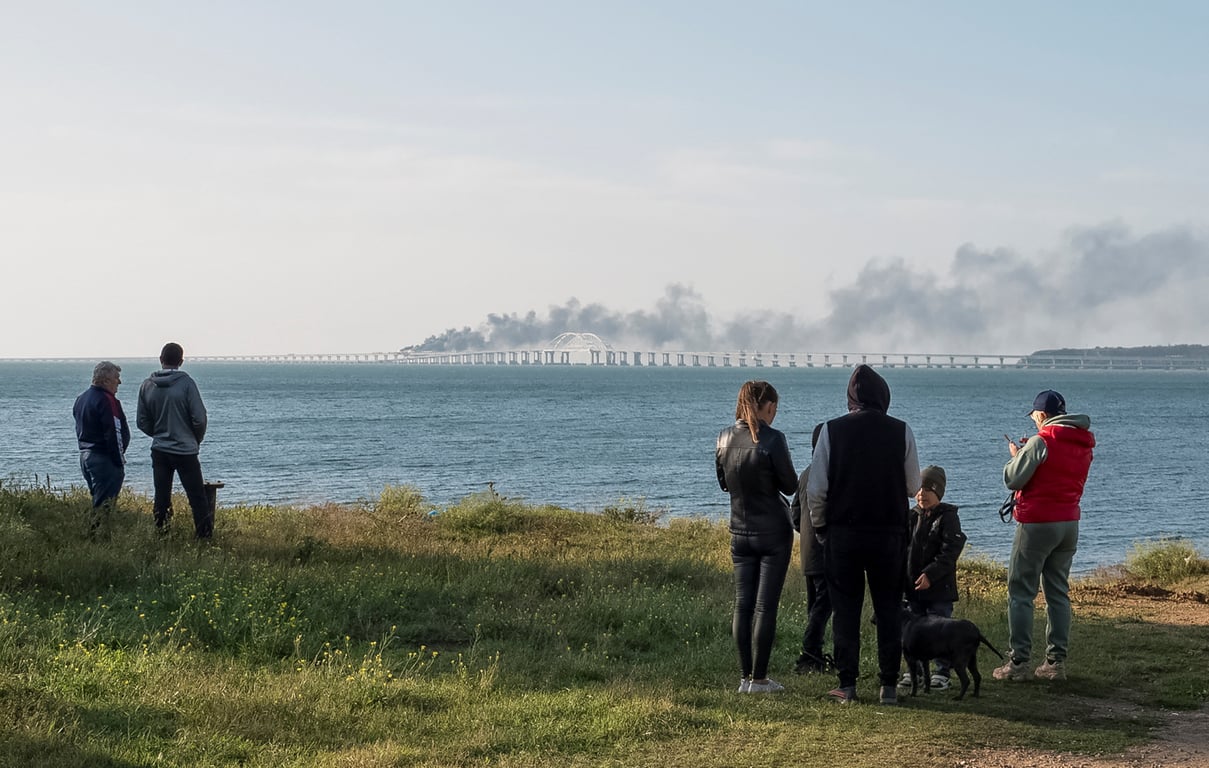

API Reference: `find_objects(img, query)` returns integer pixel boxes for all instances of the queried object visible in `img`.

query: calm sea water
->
[2,361,1206,572]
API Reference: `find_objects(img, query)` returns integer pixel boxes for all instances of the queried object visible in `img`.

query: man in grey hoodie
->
[136,342,211,538]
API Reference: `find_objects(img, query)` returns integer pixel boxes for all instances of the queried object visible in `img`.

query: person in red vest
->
[993,389,1095,683]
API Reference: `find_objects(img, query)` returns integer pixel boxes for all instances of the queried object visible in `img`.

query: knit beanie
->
[920,465,946,500]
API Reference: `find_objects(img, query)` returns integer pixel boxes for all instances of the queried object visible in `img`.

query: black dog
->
[901,613,1003,700]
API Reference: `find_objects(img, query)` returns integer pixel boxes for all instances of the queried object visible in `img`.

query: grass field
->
[1,480,1206,767]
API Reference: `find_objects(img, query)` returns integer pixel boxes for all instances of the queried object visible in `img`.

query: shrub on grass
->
[601,498,664,526]
[1125,538,1209,583]
[439,490,531,535]
[957,552,1009,599]
[374,484,431,519]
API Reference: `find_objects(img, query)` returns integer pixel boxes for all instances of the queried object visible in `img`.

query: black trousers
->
[800,573,832,657]
[151,449,211,538]
[731,533,792,680]
[826,527,906,688]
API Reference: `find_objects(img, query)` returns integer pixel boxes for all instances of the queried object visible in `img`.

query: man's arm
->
[790,466,810,533]
[903,423,921,496]
[1004,436,1047,490]
[806,426,831,530]
[136,383,153,437]
[102,400,122,462]
[118,404,131,456]
[189,380,208,444]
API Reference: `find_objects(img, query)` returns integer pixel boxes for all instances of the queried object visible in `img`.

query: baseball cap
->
[1029,389,1066,416]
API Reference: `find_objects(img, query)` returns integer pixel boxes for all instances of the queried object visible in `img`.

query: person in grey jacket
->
[789,423,832,674]
[136,342,211,538]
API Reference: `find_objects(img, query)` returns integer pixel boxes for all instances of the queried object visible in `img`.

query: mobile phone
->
[1003,433,1014,444]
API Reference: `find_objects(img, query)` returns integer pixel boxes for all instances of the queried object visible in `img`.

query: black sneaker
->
[794,651,829,674]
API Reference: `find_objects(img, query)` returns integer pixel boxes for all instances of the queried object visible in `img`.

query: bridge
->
[396,349,1032,368]
[7,333,1206,370]
[389,333,1209,369]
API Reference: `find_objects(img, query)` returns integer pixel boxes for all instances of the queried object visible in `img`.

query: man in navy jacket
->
[73,361,131,530]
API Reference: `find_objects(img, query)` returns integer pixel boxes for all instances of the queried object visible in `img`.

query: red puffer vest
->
[1013,424,1095,524]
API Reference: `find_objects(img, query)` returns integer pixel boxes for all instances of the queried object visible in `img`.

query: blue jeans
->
[80,450,124,508]
[731,533,791,680]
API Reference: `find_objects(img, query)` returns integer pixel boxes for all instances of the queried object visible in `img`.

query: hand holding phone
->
[1005,433,1020,456]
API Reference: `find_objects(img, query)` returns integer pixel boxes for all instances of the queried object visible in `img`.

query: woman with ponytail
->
[716,380,798,693]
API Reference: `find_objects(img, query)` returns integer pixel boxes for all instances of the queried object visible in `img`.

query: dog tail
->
[979,634,1004,659]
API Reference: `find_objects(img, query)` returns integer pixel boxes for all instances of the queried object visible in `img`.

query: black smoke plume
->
[402,223,1209,353]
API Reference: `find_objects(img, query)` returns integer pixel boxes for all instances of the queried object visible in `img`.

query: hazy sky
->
[3,2,1208,357]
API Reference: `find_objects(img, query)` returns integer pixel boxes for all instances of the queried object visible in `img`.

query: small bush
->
[374,484,430,519]
[1125,538,1209,583]
[439,490,530,535]
[601,498,664,526]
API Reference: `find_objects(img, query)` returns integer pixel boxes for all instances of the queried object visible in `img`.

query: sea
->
[2,360,1206,573]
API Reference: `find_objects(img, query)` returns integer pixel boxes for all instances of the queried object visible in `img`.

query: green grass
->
[1,479,1206,767]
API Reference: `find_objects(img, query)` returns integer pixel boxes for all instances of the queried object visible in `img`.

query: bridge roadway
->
[7,353,1206,370]
[401,351,1208,369]
[392,350,1209,369]
[395,350,1031,368]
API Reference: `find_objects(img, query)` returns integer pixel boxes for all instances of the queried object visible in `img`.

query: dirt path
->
[960,705,1209,767]
[960,583,1209,767]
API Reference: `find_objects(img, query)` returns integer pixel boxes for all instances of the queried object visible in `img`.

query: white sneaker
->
[897,672,914,689]
[747,678,785,694]
[738,678,750,693]
[930,674,951,690]
[993,658,1030,681]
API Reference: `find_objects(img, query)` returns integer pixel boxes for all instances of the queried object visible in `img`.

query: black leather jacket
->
[716,420,798,538]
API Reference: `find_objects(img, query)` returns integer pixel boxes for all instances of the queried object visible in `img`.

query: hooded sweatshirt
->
[806,365,921,532]
[136,369,208,454]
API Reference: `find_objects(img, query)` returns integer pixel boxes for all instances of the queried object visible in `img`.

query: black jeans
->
[731,533,792,680]
[826,527,906,688]
[800,573,832,657]
[151,449,211,538]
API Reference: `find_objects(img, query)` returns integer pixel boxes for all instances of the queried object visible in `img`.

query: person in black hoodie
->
[716,380,798,694]
[898,464,966,691]
[807,365,920,705]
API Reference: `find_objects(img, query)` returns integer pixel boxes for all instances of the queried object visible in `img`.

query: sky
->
[3,1,1208,357]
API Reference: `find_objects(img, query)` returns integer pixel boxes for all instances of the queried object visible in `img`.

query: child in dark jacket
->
[790,423,832,674]
[899,464,967,691]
